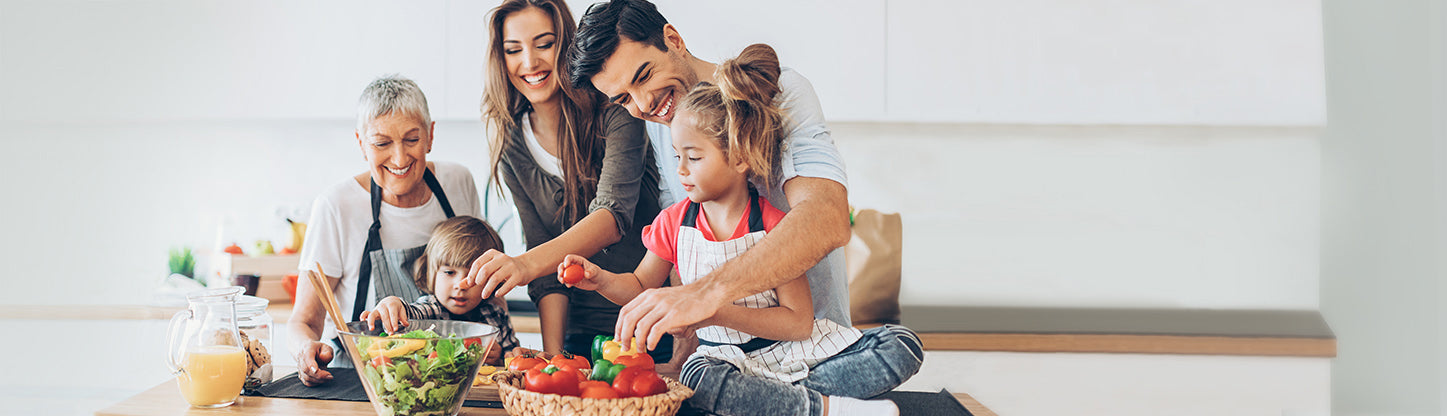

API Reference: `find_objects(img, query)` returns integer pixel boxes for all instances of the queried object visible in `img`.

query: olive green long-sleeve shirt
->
[499,104,662,337]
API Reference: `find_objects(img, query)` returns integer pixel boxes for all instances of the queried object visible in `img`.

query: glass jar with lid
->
[234,295,273,388]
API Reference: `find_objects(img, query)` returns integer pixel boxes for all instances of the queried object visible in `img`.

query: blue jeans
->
[679,325,925,416]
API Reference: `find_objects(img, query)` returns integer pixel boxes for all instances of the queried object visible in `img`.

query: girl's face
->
[670,109,750,203]
[433,264,484,315]
[502,6,560,107]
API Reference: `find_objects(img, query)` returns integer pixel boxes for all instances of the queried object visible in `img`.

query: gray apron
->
[353,168,456,322]
[331,169,454,367]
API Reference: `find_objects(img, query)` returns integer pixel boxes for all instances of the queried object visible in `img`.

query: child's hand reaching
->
[359,296,408,334]
[557,255,604,291]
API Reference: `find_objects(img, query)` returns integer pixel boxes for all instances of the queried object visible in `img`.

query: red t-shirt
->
[641,198,787,265]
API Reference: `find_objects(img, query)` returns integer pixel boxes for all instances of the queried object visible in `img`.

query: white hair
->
[356,74,432,134]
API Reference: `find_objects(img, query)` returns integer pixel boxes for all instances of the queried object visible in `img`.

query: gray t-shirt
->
[645,67,852,326]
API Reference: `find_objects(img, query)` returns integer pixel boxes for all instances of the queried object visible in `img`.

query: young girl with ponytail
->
[558,44,921,416]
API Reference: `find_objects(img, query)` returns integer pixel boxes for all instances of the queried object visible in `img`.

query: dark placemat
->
[882,389,973,416]
[675,389,971,416]
[246,369,503,409]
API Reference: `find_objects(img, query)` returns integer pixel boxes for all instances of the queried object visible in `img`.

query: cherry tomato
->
[561,264,586,285]
[463,337,482,349]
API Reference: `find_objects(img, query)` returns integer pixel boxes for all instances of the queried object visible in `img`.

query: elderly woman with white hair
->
[288,75,483,386]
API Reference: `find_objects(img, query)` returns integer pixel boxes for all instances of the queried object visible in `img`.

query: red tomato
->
[630,372,668,397]
[582,386,621,399]
[561,264,586,285]
[523,368,554,394]
[612,354,655,371]
[542,365,581,396]
[463,337,482,349]
[223,244,244,255]
[578,380,610,391]
[509,354,547,372]
[370,355,388,368]
[611,367,645,397]
[550,351,591,371]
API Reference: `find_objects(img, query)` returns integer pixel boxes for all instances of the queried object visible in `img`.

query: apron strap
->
[679,188,764,234]
[352,168,455,321]
[745,188,764,233]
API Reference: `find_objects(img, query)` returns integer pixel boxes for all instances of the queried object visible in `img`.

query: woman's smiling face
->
[502,6,560,106]
[357,111,433,207]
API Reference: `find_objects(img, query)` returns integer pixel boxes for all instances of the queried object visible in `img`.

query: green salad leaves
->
[356,330,485,416]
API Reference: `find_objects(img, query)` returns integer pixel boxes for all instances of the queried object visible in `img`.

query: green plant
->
[169,247,196,278]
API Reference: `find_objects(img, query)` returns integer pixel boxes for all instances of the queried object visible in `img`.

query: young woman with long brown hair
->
[465,0,673,363]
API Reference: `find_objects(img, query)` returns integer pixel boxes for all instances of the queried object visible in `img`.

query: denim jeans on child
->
[678,324,925,416]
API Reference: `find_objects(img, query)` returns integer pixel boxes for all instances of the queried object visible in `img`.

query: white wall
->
[1321,0,1447,415]
[0,0,1328,310]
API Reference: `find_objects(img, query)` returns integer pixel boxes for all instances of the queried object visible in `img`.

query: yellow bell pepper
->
[600,338,646,362]
[365,336,427,359]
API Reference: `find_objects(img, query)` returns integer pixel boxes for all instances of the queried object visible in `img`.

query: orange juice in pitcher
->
[167,287,249,408]
[176,345,247,407]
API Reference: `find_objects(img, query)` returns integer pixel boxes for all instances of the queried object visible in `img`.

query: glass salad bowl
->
[339,320,497,416]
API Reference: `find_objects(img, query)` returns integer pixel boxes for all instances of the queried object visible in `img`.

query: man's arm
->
[615,177,850,350]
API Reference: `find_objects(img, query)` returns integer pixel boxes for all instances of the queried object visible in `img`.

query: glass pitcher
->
[166,286,248,408]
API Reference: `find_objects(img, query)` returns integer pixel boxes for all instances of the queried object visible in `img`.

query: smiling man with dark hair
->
[570,2,920,415]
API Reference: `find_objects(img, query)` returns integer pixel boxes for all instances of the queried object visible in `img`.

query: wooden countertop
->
[95,367,997,416]
[0,303,545,334]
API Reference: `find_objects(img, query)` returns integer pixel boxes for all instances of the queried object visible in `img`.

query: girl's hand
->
[557,254,604,291]
[359,296,408,334]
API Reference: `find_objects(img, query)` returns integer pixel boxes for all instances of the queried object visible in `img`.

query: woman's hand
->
[464,249,538,299]
[359,296,408,334]
[558,254,605,291]
[296,341,335,386]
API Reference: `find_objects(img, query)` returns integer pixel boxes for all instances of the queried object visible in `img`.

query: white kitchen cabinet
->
[884,0,1326,125]
[441,0,493,122]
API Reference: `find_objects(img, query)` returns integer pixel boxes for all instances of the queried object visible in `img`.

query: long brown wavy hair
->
[481,0,604,225]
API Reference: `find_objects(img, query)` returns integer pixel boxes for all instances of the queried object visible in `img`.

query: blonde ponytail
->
[677,44,786,187]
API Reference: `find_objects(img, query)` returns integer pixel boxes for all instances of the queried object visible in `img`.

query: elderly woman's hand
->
[463,249,538,299]
[296,341,335,386]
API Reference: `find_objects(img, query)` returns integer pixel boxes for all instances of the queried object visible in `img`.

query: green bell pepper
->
[592,335,613,363]
[588,359,627,383]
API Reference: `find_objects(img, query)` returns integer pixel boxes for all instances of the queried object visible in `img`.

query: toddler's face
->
[433,265,483,315]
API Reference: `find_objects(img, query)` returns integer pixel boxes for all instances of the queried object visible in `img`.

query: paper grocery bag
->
[844,209,902,326]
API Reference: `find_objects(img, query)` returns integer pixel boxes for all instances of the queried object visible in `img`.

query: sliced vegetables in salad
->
[355,329,487,416]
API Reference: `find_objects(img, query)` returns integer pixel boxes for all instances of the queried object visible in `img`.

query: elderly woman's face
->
[502,6,560,106]
[356,111,434,206]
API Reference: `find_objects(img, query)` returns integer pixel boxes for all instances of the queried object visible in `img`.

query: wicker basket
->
[492,370,694,416]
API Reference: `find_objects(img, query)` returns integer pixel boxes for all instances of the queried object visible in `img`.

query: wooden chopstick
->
[307,265,348,332]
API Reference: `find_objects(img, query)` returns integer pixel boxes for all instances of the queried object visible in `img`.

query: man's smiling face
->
[588,29,699,124]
